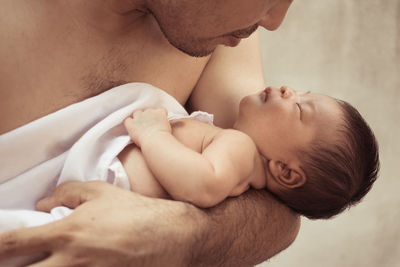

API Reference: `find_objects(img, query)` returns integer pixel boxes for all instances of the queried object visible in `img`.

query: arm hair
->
[187,189,300,266]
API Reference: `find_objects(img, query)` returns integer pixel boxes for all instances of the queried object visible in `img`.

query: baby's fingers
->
[124,118,139,141]
[131,109,145,118]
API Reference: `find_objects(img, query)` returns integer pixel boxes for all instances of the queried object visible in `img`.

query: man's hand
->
[0,181,201,267]
[124,108,171,146]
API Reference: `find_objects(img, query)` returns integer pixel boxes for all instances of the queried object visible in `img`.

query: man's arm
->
[191,189,300,266]
[0,181,299,267]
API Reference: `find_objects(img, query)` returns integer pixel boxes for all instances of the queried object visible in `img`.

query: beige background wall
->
[258,0,400,266]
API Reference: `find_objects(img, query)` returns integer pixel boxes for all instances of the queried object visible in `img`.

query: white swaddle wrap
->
[0,82,213,233]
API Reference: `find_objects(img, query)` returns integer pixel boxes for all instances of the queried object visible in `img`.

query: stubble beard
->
[167,39,215,57]
[148,10,216,57]
[158,25,216,57]
[161,24,259,58]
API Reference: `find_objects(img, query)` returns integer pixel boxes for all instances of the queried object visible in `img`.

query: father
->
[0,0,299,266]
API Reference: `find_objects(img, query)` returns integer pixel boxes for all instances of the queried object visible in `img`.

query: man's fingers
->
[36,181,105,212]
[0,225,55,259]
[36,182,86,212]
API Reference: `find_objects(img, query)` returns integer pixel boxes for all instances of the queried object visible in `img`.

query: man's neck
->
[53,0,149,35]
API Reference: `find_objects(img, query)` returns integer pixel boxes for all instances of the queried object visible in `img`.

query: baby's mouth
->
[260,87,271,102]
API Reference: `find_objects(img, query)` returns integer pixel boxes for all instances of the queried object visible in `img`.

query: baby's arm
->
[124,108,259,208]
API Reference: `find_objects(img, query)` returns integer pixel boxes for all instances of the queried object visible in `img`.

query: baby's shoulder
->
[170,118,221,152]
[170,117,220,137]
[213,128,258,153]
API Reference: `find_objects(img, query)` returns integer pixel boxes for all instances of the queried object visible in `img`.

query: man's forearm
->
[185,189,300,267]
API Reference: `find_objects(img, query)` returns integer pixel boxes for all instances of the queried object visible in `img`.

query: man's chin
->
[172,38,242,57]
[222,35,242,47]
[173,44,215,58]
[167,35,243,58]
[163,36,218,57]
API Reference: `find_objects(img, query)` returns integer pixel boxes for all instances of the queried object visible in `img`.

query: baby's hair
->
[274,99,379,219]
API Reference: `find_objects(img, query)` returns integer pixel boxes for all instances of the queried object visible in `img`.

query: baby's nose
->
[280,86,295,99]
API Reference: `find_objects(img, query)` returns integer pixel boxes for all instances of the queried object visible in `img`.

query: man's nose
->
[258,0,293,31]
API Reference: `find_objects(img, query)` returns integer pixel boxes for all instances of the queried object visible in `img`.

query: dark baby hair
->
[275,99,379,219]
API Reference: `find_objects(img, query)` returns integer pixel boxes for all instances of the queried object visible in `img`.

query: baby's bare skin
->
[120,116,265,204]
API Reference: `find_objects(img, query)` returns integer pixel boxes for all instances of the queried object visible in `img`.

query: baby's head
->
[234,86,379,219]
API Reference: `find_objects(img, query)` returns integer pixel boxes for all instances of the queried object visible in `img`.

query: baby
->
[121,85,379,219]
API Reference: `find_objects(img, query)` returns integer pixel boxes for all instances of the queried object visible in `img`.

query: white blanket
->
[0,83,213,231]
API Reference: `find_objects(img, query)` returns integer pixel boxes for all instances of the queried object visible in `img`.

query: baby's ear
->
[268,160,306,189]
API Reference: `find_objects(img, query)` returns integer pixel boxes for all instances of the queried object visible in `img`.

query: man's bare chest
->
[0,20,209,134]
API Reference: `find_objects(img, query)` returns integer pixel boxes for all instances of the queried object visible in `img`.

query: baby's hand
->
[124,108,171,146]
